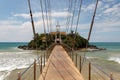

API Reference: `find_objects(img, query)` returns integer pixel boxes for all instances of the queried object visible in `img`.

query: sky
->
[0,0,120,42]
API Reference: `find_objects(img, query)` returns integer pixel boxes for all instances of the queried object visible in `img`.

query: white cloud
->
[104,4,109,9]
[103,7,117,14]
[82,1,102,12]
[14,13,30,19]
[103,0,114,2]
[0,21,32,42]
[98,1,103,8]
[0,20,49,42]
[52,12,72,18]
[14,12,72,19]
[82,4,95,12]
[103,2,120,14]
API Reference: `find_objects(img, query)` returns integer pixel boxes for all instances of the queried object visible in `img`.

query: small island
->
[18,31,106,51]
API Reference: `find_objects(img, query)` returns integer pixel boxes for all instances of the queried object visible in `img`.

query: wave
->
[86,57,97,59]
[0,50,35,80]
[0,75,4,80]
[108,57,120,64]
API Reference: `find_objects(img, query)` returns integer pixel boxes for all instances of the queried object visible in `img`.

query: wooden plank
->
[39,45,84,80]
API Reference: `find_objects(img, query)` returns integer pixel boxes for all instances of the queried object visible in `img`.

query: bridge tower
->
[55,21,61,44]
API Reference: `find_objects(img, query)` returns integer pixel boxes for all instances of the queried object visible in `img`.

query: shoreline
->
[4,68,26,80]
[4,51,120,80]
[4,65,40,80]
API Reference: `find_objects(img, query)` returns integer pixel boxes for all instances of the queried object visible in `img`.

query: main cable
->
[81,0,99,71]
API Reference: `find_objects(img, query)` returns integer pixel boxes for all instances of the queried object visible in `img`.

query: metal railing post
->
[70,52,72,58]
[89,62,91,80]
[44,52,45,67]
[40,56,42,74]
[18,72,21,80]
[72,52,73,61]
[34,59,36,80]
[75,53,77,67]
[110,73,113,80]
[79,56,81,73]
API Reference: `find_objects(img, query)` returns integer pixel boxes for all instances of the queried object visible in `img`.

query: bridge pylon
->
[55,21,61,44]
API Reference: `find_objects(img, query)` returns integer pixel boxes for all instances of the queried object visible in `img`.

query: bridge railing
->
[15,44,117,80]
[60,43,116,80]
[67,51,117,80]
[16,43,57,80]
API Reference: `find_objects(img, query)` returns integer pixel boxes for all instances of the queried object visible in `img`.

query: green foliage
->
[62,32,88,49]
[28,32,88,50]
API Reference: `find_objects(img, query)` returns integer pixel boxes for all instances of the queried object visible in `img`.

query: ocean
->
[80,42,120,79]
[0,42,37,80]
[0,42,120,80]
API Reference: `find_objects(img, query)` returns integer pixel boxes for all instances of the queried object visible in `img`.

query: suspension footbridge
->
[15,0,116,80]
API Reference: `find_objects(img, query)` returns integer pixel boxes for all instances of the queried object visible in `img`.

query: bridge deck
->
[39,45,84,80]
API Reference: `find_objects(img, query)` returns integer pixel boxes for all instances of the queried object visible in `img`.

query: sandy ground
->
[71,52,120,80]
[4,65,41,80]
[4,51,120,80]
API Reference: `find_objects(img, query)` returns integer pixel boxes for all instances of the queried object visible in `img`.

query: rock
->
[88,45,99,49]
[88,45,106,51]
[18,45,28,50]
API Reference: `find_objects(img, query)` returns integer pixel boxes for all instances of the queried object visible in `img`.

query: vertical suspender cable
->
[75,0,83,34]
[81,0,99,71]
[66,0,73,34]
[48,0,52,33]
[65,0,71,34]
[28,0,36,38]
[44,0,50,33]
[87,0,98,41]
[70,0,77,32]
[39,0,47,47]
[47,0,53,41]
[28,0,41,74]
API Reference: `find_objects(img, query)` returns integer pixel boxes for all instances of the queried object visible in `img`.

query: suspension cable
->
[44,0,50,33]
[66,0,73,34]
[39,0,47,47]
[70,0,77,32]
[75,0,83,34]
[65,0,71,34]
[81,0,99,71]
[48,0,52,33]
[88,0,98,41]
[27,0,41,77]
[27,0,36,38]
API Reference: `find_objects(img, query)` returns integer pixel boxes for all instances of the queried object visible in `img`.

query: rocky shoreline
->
[18,44,106,51]
[88,45,106,51]
[18,45,28,50]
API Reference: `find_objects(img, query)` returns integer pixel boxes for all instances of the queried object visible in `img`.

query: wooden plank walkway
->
[39,45,84,80]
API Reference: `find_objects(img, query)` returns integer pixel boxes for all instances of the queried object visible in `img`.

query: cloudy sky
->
[0,0,120,42]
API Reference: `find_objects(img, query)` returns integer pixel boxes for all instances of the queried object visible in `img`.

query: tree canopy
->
[28,32,88,50]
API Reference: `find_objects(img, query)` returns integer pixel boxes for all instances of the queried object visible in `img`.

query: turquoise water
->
[78,42,120,79]
[0,42,28,51]
[90,42,120,50]
[0,42,36,80]
[0,42,120,79]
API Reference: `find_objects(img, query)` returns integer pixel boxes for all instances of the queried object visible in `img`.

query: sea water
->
[81,42,120,79]
[0,42,37,80]
[0,42,120,80]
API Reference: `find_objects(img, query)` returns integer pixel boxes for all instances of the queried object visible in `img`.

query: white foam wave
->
[0,50,35,80]
[108,57,120,64]
[0,75,4,80]
[86,57,97,59]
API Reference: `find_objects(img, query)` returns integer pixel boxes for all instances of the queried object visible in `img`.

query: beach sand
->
[4,65,40,80]
[5,52,120,80]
